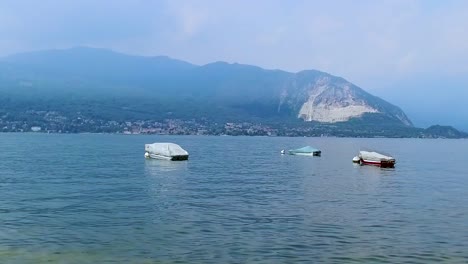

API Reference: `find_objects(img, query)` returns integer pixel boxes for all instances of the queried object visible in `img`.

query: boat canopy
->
[145,143,188,157]
[359,150,394,161]
[289,146,321,153]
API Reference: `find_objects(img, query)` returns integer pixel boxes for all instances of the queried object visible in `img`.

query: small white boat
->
[145,143,189,161]
[357,150,395,168]
[288,146,321,156]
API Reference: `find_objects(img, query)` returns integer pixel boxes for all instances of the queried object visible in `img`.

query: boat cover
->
[145,143,188,157]
[359,151,394,161]
[289,146,321,153]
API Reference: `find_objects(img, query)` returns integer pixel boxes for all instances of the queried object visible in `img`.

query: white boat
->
[288,146,321,156]
[357,150,395,168]
[145,143,189,161]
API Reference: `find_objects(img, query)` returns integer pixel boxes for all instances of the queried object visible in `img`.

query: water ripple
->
[0,134,467,263]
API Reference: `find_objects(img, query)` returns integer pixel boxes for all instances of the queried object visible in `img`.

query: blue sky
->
[0,0,467,129]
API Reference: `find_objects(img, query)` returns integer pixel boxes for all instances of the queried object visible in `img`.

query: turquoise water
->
[0,134,467,263]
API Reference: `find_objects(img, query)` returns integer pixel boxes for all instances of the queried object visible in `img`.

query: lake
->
[0,134,467,263]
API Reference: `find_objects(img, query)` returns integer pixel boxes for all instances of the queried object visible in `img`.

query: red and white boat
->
[354,150,396,168]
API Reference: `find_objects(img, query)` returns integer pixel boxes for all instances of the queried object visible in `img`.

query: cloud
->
[166,2,209,38]
[0,0,462,77]
[1,0,467,77]
[0,0,467,127]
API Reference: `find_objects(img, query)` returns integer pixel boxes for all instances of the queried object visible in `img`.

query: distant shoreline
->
[1,131,465,139]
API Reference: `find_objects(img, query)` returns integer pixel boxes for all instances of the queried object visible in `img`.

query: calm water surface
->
[0,134,467,263]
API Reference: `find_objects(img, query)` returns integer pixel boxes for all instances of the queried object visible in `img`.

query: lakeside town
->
[1,110,465,138]
[0,110,306,136]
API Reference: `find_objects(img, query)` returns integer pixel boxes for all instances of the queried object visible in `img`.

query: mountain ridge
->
[0,47,430,134]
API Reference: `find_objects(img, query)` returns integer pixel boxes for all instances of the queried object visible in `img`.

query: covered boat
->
[288,146,321,156]
[145,143,189,161]
[357,150,395,168]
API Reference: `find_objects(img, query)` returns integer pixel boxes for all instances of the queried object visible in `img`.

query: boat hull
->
[358,150,395,168]
[360,158,395,168]
[148,153,189,161]
[170,155,189,161]
[288,146,321,157]
[289,151,321,156]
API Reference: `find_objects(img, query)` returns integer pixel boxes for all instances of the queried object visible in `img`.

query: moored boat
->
[357,150,395,168]
[145,143,189,161]
[288,146,321,156]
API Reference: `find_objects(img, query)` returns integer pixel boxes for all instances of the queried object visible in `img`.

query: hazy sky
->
[1,0,467,129]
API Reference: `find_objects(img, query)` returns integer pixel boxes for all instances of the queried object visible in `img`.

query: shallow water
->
[0,134,467,263]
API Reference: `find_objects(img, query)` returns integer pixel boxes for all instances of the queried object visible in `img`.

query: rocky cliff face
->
[297,77,379,122]
[279,71,413,126]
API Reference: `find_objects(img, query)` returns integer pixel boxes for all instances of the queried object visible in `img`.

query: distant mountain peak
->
[2,46,195,67]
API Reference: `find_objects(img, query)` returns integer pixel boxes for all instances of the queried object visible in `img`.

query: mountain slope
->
[424,125,468,138]
[279,71,412,125]
[0,47,412,127]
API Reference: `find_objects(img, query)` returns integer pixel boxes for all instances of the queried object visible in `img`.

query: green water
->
[1,134,467,263]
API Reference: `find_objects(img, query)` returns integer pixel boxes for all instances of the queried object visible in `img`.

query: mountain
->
[1,46,195,79]
[0,47,413,129]
[279,70,412,125]
[423,125,468,138]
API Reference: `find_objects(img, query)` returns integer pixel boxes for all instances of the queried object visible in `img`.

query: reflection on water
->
[357,164,396,176]
[0,134,467,263]
[144,158,189,173]
[144,159,188,206]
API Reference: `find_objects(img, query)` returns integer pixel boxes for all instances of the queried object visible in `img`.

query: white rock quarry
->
[299,103,378,122]
[297,77,379,123]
